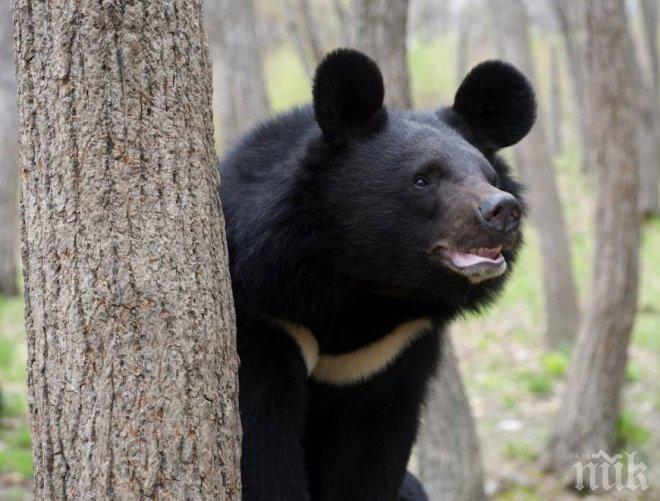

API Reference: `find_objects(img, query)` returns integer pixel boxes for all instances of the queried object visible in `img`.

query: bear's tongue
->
[444,246,503,268]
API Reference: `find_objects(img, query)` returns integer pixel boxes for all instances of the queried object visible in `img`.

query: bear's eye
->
[414,177,429,188]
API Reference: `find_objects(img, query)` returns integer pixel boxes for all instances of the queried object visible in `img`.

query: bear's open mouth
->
[434,245,507,283]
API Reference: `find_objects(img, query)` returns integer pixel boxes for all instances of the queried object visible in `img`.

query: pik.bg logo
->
[573,451,649,491]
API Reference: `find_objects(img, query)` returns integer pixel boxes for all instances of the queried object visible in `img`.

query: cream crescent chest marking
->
[277,318,433,386]
[275,320,320,374]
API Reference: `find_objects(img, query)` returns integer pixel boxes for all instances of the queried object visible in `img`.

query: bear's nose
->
[478,192,521,233]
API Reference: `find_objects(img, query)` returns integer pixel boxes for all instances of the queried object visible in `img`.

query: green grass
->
[519,370,553,398]
[0,296,24,329]
[495,485,540,501]
[0,295,31,484]
[540,352,569,379]
[616,410,652,448]
[0,448,33,478]
[502,393,518,411]
[625,361,642,383]
[0,297,27,388]
[503,440,538,462]
[0,338,14,373]
[1,393,28,420]
[7,428,31,450]
[634,218,660,354]
[0,427,33,478]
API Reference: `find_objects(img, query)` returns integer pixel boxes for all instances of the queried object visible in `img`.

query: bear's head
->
[301,48,535,306]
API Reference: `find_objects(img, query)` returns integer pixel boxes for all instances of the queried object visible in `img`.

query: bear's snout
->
[477,192,521,234]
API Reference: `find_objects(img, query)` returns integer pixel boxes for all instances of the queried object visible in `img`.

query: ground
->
[2,37,659,499]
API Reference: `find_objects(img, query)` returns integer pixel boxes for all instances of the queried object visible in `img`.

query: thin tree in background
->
[549,0,589,166]
[549,42,563,157]
[282,0,322,79]
[491,0,579,349]
[11,0,241,497]
[636,0,660,216]
[409,0,451,43]
[332,0,351,45]
[299,0,324,64]
[353,0,412,108]
[418,334,485,501]
[208,0,271,150]
[0,0,18,296]
[640,0,659,100]
[629,51,660,219]
[544,0,641,486]
[455,0,473,84]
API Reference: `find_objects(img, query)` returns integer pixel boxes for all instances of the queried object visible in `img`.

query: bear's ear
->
[312,48,386,143]
[453,60,536,149]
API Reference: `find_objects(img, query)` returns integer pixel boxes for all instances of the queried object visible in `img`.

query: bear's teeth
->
[467,245,502,259]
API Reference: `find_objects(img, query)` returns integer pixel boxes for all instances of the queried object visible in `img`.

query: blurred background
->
[1,0,658,499]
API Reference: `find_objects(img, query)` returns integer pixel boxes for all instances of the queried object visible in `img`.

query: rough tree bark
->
[0,0,19,296]
[550,0,589,167]
[207,0,271,151]
[491,0,579,349]
[353,0,412,109]
[418,334,485,501]
[11,0,242,497]
[544,0,641,486]
[549,42,563,157]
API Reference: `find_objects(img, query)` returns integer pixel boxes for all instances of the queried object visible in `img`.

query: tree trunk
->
[491,0,579,349]
[354,0,412,109]
[11,0,242,498]
[282,0,315,79]
[207,0,271,151]
[299,0,324,65]
[0,0,19,297]
[637,0,660,216]
[640,0,659,100]
[455,1,472,85]
[332,0,351,46]
[631,70,660,219]
[549,42,563,157]
[544,0,641,487]
[418,333,485,501]
[550,0,589,168]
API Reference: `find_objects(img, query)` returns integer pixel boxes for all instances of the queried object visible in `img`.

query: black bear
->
[220,48,535,500]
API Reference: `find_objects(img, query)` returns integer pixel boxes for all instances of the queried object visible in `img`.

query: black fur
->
[453,60,536,150]
[220,48,536,500]
[312,48,387,143]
